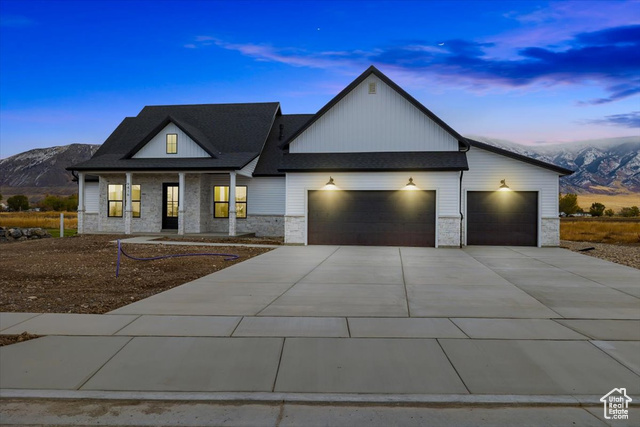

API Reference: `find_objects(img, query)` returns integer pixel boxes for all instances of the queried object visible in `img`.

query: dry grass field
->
[576,192,639,211]
[0,211,78,230]
[561,217,640,244]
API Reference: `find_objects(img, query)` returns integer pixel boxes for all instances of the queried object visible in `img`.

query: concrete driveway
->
[106,245,640,319]
[2,245,639,420]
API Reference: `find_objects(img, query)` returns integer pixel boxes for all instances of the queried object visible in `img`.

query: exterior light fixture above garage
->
[499,179,511,191]
[322,176,338,190]
[402,177,419,190]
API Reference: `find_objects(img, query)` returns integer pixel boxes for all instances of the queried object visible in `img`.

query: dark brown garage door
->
[308,190,436,246]
[467,191,538,246]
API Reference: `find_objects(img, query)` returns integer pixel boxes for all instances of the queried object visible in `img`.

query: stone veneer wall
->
[83,213,99,233]
[285,216,305,244]
[210,215,285,237]
[98,174,200,234]
[541,217,560,247]
[98,175,125,233]
[437,216,461,247]
[184,174,202,233]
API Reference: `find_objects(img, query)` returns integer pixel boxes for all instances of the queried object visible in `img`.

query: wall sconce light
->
[402,177,419,190]
[499,179,510,191]
[322,176,338,190]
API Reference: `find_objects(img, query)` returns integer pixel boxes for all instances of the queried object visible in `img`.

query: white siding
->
[285,172,460,216]
[210,175,285,215]
[237,155,259,177]
[290,75,459,153]
[464,147,560,218]
[133,123,211,158]
[85,182,99,213]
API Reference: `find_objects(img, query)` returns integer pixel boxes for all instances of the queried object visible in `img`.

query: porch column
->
[229,171,237,236]
[124,172,132,235]
[178,172,186,235]
[77,172,85,234]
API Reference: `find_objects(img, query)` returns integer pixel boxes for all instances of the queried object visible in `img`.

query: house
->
[69,66,573,247]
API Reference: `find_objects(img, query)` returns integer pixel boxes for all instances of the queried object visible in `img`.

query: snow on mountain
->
[0,144,100,188]
[467,136,640,194]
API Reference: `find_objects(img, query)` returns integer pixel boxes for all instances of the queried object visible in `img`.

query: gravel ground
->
[0,235,271,314]
[560,240,640,270]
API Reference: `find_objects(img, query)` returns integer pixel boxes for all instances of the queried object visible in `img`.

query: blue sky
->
[1,0,638,158]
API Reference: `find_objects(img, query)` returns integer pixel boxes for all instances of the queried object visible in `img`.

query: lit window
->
[166,133,177,154]
[214,186,247,218]
[108,184,123,217]
[132,185,141,218]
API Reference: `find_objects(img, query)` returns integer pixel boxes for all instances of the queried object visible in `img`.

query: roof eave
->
[468,139,574,176]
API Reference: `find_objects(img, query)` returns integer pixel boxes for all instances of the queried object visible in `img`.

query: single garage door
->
[467,191,538,246]
[308,190,436,246]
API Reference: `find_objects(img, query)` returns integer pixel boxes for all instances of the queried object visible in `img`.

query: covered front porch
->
[76,170,247,237]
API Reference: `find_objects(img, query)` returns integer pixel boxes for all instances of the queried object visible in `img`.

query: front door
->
[162,183,179,229]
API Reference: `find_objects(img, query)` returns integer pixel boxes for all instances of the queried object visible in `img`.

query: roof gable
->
[281,66,470,152]
[131,120,214,158]
[127,116,217,158]
[68,102,280,172]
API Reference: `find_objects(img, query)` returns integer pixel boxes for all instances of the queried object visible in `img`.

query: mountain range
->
[0,137,638,202]
[0,144,100,201]
[469,136,640,194]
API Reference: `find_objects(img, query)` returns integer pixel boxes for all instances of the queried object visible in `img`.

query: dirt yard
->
[0,235,271,314]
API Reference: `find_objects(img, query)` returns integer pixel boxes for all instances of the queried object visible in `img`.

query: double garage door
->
[308,190,436,247]
[307,190,538,247]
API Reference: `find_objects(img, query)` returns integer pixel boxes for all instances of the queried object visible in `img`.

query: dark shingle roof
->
[70,103,280,171]
[71,153,259,171]
[279,151,468,172]
[253,114,315,176]
[468,139,574,176]
[279,66,470,152]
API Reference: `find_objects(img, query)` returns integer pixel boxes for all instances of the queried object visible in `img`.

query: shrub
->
[589,202,606,217]
[619,206,640,217]
[7,195,29,211]
[559,193,579,215]
[604,208,615,217]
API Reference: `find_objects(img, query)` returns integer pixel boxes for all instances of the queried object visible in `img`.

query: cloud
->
[0,14,35,28]
[585,111,640,128]
[199,21,639,104]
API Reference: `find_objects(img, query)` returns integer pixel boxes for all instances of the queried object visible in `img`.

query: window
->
[107,184,141,218]
[132,184,141,218]
[166,133,177,154]
[214,186,247,218]
[108,184,123,217]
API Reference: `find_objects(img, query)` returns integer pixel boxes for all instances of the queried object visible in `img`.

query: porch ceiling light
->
[499,179,511,191]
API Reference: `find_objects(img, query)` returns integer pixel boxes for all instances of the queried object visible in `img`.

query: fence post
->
[60,213,64,238]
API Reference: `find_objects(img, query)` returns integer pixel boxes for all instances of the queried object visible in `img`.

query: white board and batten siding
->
[464,147,560,218]
[133,123,211,158]
[237,155,259,177]
[210,175,285,215]
[285,172,460,216]
[289,75,459,153]
[84,182,99,213]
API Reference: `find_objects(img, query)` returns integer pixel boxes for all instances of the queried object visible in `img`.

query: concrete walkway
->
[1,246,639,424]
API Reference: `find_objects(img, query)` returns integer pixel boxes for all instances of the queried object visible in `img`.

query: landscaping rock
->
[1,227,52,243]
